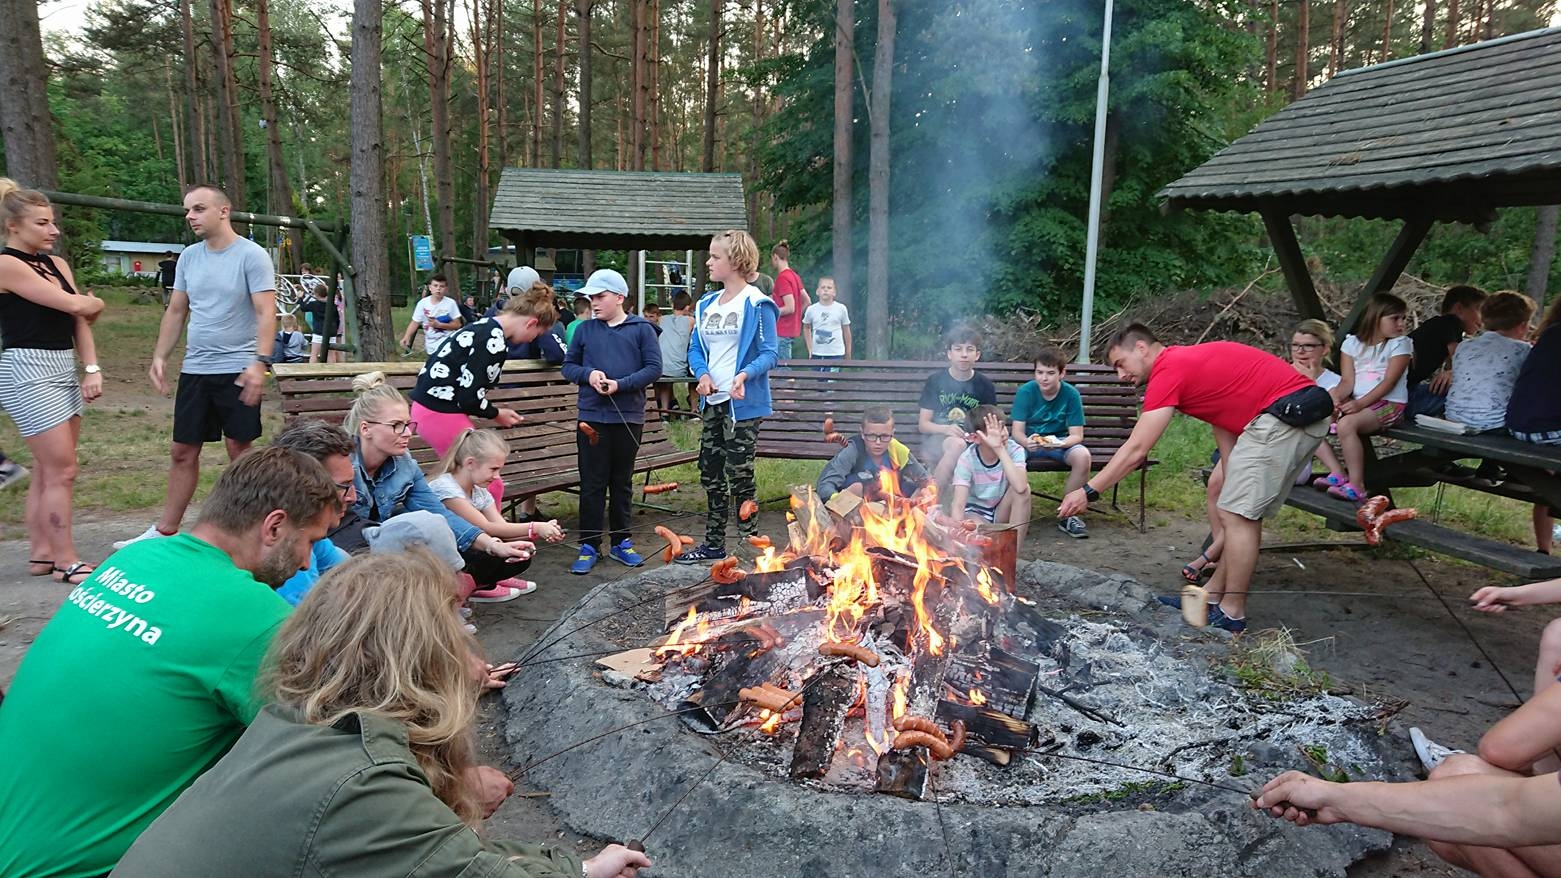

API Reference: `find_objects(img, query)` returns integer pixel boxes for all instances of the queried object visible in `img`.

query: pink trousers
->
[411,402,505,506]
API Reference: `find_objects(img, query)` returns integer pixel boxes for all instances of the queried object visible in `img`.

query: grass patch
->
[1225,627,1336,700]
[1065,779,1186,805]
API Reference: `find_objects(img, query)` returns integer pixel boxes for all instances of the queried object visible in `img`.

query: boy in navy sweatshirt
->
[561,269,662,574]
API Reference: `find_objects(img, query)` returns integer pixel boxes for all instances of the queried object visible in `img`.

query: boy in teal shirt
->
[1009,347,1093,538]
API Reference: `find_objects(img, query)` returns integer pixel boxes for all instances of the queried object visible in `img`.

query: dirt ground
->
[0,498,1543,877]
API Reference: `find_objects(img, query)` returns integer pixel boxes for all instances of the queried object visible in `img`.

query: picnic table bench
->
[1285,422,1561,579]
[758,359,1155,529]
[272,360,697,515]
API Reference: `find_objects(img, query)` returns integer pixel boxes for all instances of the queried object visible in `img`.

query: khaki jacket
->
[112,704,583,878]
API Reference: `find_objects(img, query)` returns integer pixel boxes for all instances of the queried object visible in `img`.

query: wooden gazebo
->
[1161,26,1561,332]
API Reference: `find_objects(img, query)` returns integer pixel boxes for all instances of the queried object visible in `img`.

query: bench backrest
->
[273,361,678,492]
[758,359,1141,460]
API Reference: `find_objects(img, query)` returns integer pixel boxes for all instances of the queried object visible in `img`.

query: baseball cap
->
[578,269,629,298]
[365,511,466,571]
[506,266,540,293]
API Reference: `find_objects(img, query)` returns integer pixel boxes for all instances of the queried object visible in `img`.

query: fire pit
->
[504,485,1412,876]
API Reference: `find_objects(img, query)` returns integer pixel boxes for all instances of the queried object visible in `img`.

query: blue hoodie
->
[561,313,663,424]
[688,285,780,421]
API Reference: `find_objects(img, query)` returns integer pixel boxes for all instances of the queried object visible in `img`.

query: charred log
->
[789,663,857,780]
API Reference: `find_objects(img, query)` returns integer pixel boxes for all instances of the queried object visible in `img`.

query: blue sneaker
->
[570,544,598,575]
[609,539,644,567]
[675,544,728,565]
[1208,607,1247,634]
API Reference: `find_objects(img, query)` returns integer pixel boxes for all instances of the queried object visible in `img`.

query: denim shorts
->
[1027,446,1073,465]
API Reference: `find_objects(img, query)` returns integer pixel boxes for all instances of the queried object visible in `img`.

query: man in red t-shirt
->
[1059,324,1331,632]
[770,240,809,360]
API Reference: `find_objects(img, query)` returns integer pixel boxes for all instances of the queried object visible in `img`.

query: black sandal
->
[27,559,53,576]
[52,562,95,585]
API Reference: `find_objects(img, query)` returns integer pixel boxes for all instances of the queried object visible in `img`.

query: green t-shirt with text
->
[0,534,289,878]
[1010,379,1085,438]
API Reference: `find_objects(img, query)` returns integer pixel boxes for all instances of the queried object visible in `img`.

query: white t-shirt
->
[803,301,851,356]
[427,473,494,512]
[1445,331,1532,431]
[1341,334,1413,404]
[700,291,748,405]
[1315,368,1341,391]
[412,295,463,355]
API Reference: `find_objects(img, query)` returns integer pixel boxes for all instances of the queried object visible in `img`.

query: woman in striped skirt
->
[0,180,107,584]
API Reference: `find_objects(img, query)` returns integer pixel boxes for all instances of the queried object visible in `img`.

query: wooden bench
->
[1283,423,1561,579]
[272,360,697,513]
[757,359,1155,529]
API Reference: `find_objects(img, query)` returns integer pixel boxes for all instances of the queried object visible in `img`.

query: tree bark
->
[1327,0,1343,77]
[165,57,187,186]
[576,0,594,167]
[179,0,206,182]
[551,0,567,167]
[209,0,246,210]
[532,0,544,166]
[649,0,662,170]
[421,0,459,289]
[1419,0,1436,54]
[350,0,394,359]
[1443,0,1459,48]
[830,0,853,307]
[1380,0,1393,61]
[257,0,299,269]
[630,0,649,171]
[1264,0,1278,94]
[865,0,895,359]
[496,0,508,165]
[1526,206,1560,303]
[0,0,59,191]
[470,0,492,260]
[1292,0,1310,100]
[702,0,721,172]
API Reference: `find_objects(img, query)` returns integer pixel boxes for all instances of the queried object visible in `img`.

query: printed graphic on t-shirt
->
[704,310,741,333]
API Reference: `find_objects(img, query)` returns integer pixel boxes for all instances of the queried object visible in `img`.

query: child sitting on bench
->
[951,405,1032,545]
[816,404,929,502]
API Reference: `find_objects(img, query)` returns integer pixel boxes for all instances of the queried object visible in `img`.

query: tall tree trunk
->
[1264,0,1278,94]
[350,0,393,359]
[165,58,187,186]
[551,0,567,167]
[576,0,593,167]
[0,0,59,190]
[1292,0,1310,100]
[421,0,459,289]
[1419,0,1437,53]
[1482,0,1494,41]
[1443,0,1459,48]
[257,0,299,269]
[1380,0,1393,61]
[210,0,246,210]
[470,0,492,260]
[1526,206,1560,303]
[496,0,508,165]
[830,0,853,307]
[179,0,206,182]
[532,0,544,165]
[702,0,721,172]
[865,0,894,359]
[650,0,662,170]
[630,0,649,170]
[747,0,765,230]
[1327,0,1343,76]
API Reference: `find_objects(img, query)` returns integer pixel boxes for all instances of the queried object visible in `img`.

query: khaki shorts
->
[1218,413,1330,520]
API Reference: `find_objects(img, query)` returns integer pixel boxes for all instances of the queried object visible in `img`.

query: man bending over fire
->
[816,404,930,502]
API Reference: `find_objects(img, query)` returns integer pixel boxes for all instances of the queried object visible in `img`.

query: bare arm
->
[149,290,192,394]
[919,408,963,438]
[802,321,814,355]
[996,446,1028,494]
[1061,425,1085,448]
[843,325,853,359]
[950,484,971,514]
[1334,353,1357,403]
[0,259,104,317]
[252,291,277,358]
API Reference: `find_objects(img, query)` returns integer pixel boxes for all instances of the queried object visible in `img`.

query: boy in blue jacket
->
[561,269,663,574]
[678,230,781,563]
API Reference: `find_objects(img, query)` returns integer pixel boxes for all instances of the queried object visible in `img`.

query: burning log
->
[936,699,1047,766]
[788,663,857,780]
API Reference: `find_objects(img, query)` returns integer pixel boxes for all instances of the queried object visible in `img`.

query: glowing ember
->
[758,709,782,734]
[969,688,987,706]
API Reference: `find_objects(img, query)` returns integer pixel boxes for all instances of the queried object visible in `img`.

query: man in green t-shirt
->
[1008,348,1093,539]
[0,446,340,878]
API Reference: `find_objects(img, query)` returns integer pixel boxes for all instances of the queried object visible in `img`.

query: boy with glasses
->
[816,405,929,502]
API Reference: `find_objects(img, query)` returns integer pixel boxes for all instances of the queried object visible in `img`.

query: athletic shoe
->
[609,539,644,567]
[570,544,598,575]
[1058,516,1088,539]
[0,459,28,491]
[676,544,728,564]
[114,524,170,550]
[1409,727,1464,774]
[1326,481,1364,502]
[470,581,531,602]
[458,606,474,619]
[1208,606,1247,634]
[1157,594,1218,624]
[463,621,478,634]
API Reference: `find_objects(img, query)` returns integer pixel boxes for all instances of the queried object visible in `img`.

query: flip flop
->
[27,559,54,577]
[52,561,96,585]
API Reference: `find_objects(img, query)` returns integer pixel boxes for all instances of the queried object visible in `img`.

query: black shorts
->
[173,372,263,445]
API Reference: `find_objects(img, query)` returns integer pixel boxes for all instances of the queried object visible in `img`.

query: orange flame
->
[968,688,987,706]
[758,709,782,734]
[656,606,710,657]
[975,567,1001,605]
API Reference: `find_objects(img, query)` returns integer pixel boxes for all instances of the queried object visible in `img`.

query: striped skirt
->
[0,348,83,437]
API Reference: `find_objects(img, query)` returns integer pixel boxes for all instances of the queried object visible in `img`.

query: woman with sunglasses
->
[342,372,533,604]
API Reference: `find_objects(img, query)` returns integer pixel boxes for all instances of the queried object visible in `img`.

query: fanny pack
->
[1263,385,1334,427]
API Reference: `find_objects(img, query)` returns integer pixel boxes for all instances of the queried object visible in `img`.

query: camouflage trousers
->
[698,400,763,547]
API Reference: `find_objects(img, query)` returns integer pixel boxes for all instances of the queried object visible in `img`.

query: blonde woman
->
[0,179,106,585]
[111,549,651,877]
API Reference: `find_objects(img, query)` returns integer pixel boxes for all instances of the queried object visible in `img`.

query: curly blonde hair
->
[262,548,484,824]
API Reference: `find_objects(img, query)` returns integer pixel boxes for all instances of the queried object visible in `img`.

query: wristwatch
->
[255,353,276,366]
[83,364,101,374]
[1083,483,1101,503]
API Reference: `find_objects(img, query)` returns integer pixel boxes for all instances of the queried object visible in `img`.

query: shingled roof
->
[1161,26,1561,222]
[489,168,747,250]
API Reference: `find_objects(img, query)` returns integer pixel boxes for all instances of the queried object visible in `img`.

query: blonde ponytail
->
[0,178,51,246]
[345,371,406,435]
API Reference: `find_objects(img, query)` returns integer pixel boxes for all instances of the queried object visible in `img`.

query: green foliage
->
[1064,779,1185,804]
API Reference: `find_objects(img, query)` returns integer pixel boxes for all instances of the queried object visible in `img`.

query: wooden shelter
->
[1161,26,1561,332]
[488,168,748,263]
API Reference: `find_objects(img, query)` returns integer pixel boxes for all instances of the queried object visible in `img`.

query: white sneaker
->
[113,524,169,550]
[463,621,478,634]
[0,460,28,491]
[458,606,474,619]
[1409,726,1464,774]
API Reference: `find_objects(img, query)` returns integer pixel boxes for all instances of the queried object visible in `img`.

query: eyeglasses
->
[862,432,895,442]
[333,481,356,497]
[1290,342,1324,350]
[365,419,417,436]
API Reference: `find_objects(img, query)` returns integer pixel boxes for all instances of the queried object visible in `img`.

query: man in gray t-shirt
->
[119,185,278,549]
